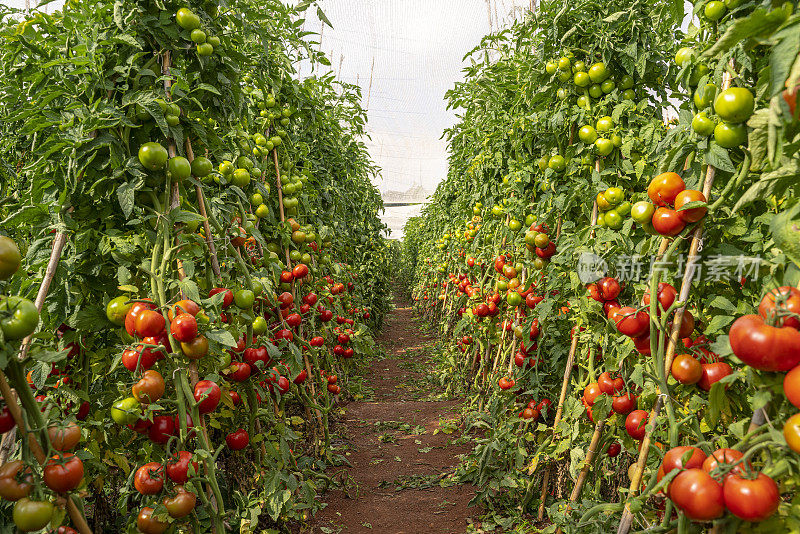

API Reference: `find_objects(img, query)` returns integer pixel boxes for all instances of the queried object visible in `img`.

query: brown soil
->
[306,293,479,534]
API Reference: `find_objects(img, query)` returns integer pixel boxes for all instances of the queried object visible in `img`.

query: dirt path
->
[307,293,478,534]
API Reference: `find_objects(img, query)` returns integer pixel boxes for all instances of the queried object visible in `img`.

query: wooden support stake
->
[535,333,579,519]
[555,418,607,534]
[185,139,221,281]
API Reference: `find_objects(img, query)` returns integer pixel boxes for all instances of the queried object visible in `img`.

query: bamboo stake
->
[185,139,221,281]
[535,333,579,519]
[555,417,607,534]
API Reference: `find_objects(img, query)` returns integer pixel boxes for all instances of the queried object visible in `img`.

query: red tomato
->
[677,310,695,338]
[723,473,779,522]
[135,310,165,338]
[729,314,800,371]
[168,299,200,321]
[292,263,309,279]
[498,377,515,390]
[587,283,602,302]
[125,300,156,336]
[0,404,15,433]
[610,307,650,337]
[642,282,677,314]
[784,365,800,408]
[598,277,621,300]
[671,354,702,385]
[170,313,198,342]
[607,442,621,457]
[669,469,724,521]
[163,485,197,518]
[625,410,648,440]
[194,380,221,414]
[612,393,637,415]
[759,286,800,329]
[603,299,621,318]
[134,462,165,495]
[647,172,686,206]
[137,507,168,534]
[674,189,707,223]
[702,448,745,478]
[697,362,733,391]
[148,415,175,444]
[209,288,234,309]
[598,372,624,395]
[583,382,603,406]
[285,313,302,328]
[43,454,83,493]
[166,451,198,484]
[225,428,250,450]
[228,361,251,382]
[661,446,707,476]
[652,208,686,236]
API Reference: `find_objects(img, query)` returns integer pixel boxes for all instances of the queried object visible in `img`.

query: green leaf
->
[206,328,237,348]
[117,181,136,219]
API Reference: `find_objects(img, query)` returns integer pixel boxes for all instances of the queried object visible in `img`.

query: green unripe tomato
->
[558,56,571,70]
[601,79,616,94]
[577,95,589,108]
[675,47,694,67]
[597,212,606,227]
[574,71,591,87]
[557,88,568,100]
[588,62,609,83]
[594,138,614,156]
[689,63,709,86]
[604,187,624,205]
[704,0,726,21]
[155,98,167,113]
[251,193,264,205]
[596,116,614,133]
[207,35,221,48]
[251,279,264,297]
[190,29,206,43]
[691,112,716,136]
[714,87,755,123]
[548,155,566,172]
[508,219,522,231]
[197,43,214,56]
[252,316,268,335]
[630,201,655,223]
[714,122,747,148]
[105,296,131,326]
[538,156,549,171]
[0,236,21,279]
[557,70,571,82]
[255,204,269,218]
[616,201,632,216]
[111,397,140,425]
[619,75,634,90]
[231,168,251,188]
[622,89,635,100]
[301,253,312,264]
[234,289,255,309]
[138,142,168,170]
[589,84,603,98]
[573,60,586,72]
[190,156,213,177]
[578,125,598,144]
[545,61,557,74]
[165,114,180,127]
[693,83,717,109]
[605,209,623,229]
[611,134,623,147]
[525,214,536,226]
[176,7,201,30]
[167,156,191,183]
[219,160,234,176]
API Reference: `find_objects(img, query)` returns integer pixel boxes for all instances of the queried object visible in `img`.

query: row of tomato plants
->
[0,0,391,532]
[402,0,799,531]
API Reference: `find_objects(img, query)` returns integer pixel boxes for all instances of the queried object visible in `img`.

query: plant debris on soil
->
[305,293,481,534]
